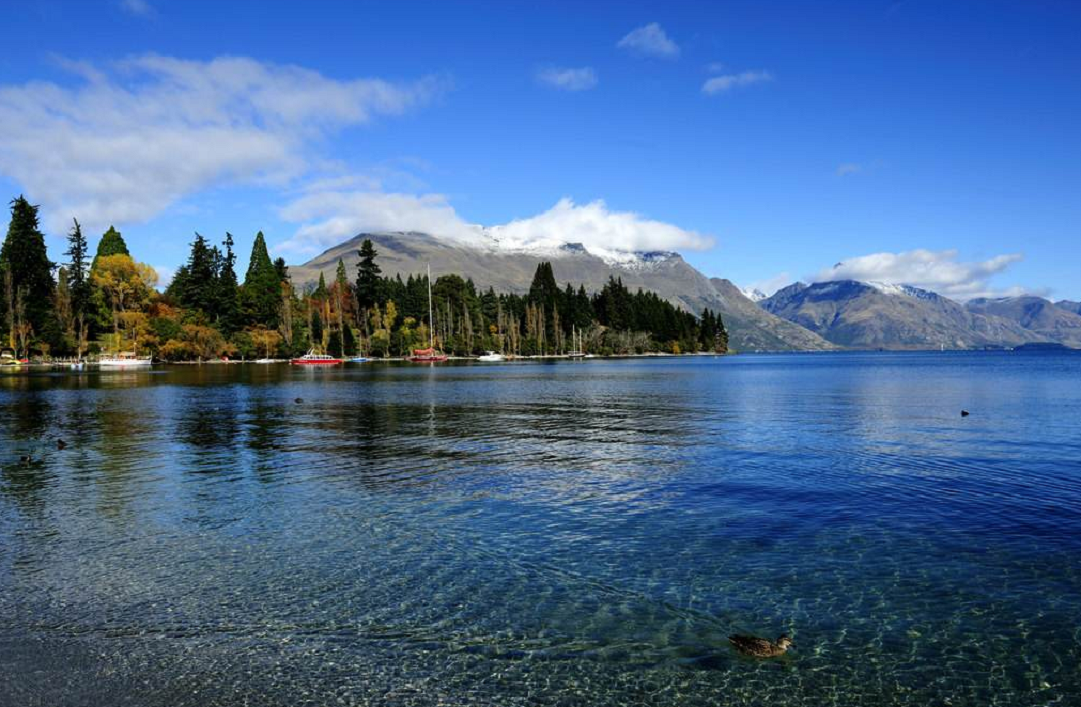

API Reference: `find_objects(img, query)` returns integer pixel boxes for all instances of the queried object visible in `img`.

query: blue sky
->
[1,0,1079,300]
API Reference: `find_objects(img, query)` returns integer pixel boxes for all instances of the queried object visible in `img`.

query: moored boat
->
[409,347,448,363]
[0,351,25,367]
[290,350,343,366]
[409,263,448,363]
[348,356,371,363]
[477,351,505,362]
[98,352,152,368]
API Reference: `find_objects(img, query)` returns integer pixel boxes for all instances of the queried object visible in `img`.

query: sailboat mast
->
[427,262,434,349]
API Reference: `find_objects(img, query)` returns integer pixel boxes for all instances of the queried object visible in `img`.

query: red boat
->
[409,347,448,363]
[291,350,343,366]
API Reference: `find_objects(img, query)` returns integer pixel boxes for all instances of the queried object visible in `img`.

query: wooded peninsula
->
[0,196,728,361]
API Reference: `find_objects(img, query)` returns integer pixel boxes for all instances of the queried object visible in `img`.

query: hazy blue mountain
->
[967,296,1081,347]
[761,280,1043,349]
[1055,300,1081,316]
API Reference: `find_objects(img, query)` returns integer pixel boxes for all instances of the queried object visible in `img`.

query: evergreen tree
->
[167,233,218,316]
[313,272,329,301]
[91,225,130,270]
[0,196,57,351]
[64,219,91,357]
[310,308,324,349]
[342,323,357,356]
[355,239,382,311]
[214,232,240,334]
[273,257,288,283]
[240,232,282,328]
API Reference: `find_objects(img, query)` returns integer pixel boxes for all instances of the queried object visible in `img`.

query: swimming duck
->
[56,438,67,450]
[961,410,970,417]
[728,633,793,658]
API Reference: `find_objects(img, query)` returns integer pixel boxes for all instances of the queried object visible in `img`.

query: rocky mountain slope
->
[1055,300,1081,316]
[966,296,1081,347]
[708,279,835,351]
[289,231,835,351]
[760,280,1043,349]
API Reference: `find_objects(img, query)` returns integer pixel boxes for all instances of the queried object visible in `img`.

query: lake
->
[2,352,1080,706]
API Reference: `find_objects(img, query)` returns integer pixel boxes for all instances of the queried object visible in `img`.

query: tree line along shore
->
[0,196,729,362]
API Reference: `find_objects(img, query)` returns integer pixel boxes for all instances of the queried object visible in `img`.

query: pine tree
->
[310,308,324,350]
[65,219,91,358]
[240,231,282,328]
[355,239,382,311]
[167,233,218,317]
[214,233,240,334]
[0,196,57,352]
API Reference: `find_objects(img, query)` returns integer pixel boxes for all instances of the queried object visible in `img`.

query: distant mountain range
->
[762,281,1081,349]
[290,231,1078,351]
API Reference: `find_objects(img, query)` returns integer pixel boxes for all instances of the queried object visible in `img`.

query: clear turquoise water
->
[1,352,1080,706]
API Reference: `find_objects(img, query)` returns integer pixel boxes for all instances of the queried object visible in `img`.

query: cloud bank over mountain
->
[278,190,712,265]
[813,249,1026,300]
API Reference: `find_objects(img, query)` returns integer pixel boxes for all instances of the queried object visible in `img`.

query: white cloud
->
[617,23,680,59]
[489,198,712,259]
[0,55,445,233]
[120,0,153,17]
[705,62,727,74]
[702,70,773,95]
[277,189,712,263]
[536,66,598,91]
[836,162,862,176]
[813,249,1024,300]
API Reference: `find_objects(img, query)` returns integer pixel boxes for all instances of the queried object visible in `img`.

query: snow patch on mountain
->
[866,281,939,300]
[739,286,768,302]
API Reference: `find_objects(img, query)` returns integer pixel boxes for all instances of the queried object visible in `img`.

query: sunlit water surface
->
[2,353,1080,706]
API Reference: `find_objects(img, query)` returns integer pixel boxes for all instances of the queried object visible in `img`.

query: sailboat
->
[409,263,448,363]
[568,326,585,359]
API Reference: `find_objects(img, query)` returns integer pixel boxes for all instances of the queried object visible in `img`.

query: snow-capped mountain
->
[287,230,836,351]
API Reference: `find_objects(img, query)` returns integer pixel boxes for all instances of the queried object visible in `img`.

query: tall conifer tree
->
[240,231,282,327]
[0,196,56,350]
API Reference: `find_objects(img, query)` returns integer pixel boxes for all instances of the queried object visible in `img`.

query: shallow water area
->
[1,352,1080,706]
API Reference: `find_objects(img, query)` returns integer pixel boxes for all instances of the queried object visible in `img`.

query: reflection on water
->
[2,353,1081,706]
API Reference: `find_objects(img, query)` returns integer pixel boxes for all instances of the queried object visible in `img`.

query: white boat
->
[348,356,371,363]
[477,351,505,362]
[98,352,152,368]
[254,358,277,364]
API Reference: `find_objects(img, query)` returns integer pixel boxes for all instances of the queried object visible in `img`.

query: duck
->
[56,438,67,450]
[961,410,970,417]
[728,633,793,658]
[294,397,304,404]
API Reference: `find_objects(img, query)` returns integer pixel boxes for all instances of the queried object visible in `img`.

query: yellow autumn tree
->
[91,254,157,353]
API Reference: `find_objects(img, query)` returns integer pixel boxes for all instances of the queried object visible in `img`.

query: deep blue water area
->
[1,352,1079,705]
